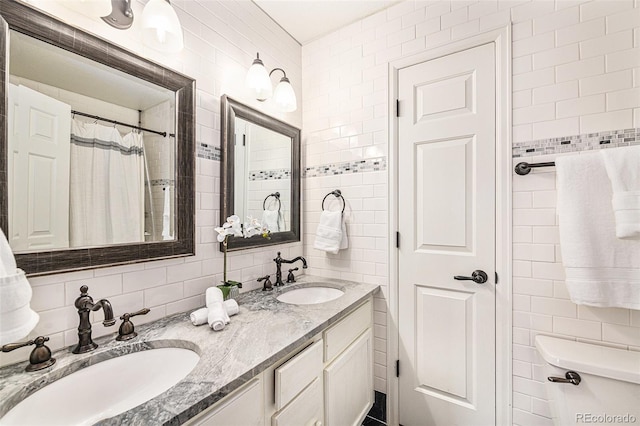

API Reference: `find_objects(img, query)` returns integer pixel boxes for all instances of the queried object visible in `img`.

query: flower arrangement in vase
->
[215,215,270,289]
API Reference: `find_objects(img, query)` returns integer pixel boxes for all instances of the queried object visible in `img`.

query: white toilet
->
[535,335,640,426]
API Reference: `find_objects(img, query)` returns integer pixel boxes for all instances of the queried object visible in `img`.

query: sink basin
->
[1,347,199,425]
[277,286,344,305]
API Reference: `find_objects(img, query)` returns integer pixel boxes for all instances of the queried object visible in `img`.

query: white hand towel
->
[340,218,349,250]
[223,299,239,317]
[601,145,640,239]
[207,302,226,331]
[0,228,17,277]
[556,152,640,309]
[262,210,281,232]
[314,210,344,254]
[206,287,231,323]
[190,307,209,326]
[206,287,224,306]
[162,186,172,240]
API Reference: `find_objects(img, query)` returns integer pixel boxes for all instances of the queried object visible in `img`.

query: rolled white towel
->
[189,307,208,326]
[206,287,224,306]
[223,299,239,317]
[208,302,226,331]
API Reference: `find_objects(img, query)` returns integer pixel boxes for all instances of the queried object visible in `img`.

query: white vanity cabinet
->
[187,298,373,426]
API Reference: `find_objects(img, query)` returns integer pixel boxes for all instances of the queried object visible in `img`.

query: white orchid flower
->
[217,215,271,242]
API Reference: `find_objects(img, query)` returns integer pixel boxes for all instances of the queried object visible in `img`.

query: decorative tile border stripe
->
[513,128,639,158]
[249,169,291,181]
[304,157,387,178]
[148,179,174,187]
[197,143,221,161]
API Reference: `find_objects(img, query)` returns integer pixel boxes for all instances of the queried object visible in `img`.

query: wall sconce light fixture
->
[63,0,184,53]
[246,53,297,113]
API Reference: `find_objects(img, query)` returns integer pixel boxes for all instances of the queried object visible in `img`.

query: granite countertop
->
[0,275,379,425]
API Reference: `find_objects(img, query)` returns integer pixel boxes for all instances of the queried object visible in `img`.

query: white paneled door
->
[397,42,496,425]
[8,84,71,252]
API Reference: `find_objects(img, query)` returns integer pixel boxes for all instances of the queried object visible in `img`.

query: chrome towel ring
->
[321,189,345,214]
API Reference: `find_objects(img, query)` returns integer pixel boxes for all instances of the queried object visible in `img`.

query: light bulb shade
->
[273,77,297,112]
[60,0,112,17]
[141,0,184,53]
[246,59,273,101]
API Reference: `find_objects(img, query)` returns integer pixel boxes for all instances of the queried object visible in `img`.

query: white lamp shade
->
[246,62,273,101]
[141,0,184,53]
[273,78,297,112]
[60,0,112,17]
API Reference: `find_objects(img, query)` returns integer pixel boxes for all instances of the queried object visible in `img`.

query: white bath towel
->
[262,209,283,233]
[601,145,640,239]
[189,307,209,326]
[314,211,348,254]
[208,302,227,331]
[556,152,640,309]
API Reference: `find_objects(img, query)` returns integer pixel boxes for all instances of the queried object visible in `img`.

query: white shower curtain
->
[69,119,144,247]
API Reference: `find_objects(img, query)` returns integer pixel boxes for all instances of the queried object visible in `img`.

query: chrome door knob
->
[453,270,488,284]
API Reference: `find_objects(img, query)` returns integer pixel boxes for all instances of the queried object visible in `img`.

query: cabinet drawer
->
[275,339,323,410]
[272,377,323,426]
[323,300,372,362]
[188,376,264,426]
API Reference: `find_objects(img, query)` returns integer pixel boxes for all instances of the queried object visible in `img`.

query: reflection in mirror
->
[0,1,195,275]
[234,117,291,233]
[221,96,300,251]
[8,31,175,252]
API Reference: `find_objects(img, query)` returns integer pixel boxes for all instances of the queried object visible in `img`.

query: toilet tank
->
[535,335,640,426]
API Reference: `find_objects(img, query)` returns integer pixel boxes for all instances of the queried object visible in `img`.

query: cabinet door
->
[324,329,373,426]
[189,377,264,426]
[272,377,323,426]
[275,339,323,410]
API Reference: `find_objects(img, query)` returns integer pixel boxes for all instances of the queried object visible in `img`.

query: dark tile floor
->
[362,391,387,425]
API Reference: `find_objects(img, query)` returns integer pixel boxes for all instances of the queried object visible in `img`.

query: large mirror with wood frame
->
[220,96,300,251]
[0,2,195,275]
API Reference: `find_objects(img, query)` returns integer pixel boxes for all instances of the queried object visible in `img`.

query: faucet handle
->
[1,336,56,372]
[258,275,273,291]
[287,267,299,283]
[116,308,150,341]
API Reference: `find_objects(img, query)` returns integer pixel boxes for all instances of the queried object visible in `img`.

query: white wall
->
[0,0,302,367]
[300,0,640,423]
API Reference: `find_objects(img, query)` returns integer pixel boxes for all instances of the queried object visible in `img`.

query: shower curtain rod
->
[71,110,175,138]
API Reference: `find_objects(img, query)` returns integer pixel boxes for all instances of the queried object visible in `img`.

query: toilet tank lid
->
[535,335,640,385]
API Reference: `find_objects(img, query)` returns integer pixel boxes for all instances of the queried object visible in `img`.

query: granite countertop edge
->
[0,276,380,425]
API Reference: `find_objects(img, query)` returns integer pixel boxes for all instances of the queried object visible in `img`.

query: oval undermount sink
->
[277,286,345,305]
[1,347,199,425]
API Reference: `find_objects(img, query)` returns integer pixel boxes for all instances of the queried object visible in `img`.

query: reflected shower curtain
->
[69,119,144,247]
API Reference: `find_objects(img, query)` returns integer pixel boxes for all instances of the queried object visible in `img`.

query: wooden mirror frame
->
[220,95,300,251]
[0,2,195,275]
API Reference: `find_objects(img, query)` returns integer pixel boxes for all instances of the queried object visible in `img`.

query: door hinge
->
[396,232,400,248]
[396,99,400,117]
[495,272,499,284]
[396,359,400,377]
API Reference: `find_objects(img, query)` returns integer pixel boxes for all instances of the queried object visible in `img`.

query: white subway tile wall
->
[0,0,302,366]
[3,0,639,423]
[301,0,640,423]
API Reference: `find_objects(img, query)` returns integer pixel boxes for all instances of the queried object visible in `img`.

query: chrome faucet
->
[274,252,307,286]
[72,285,116,354]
